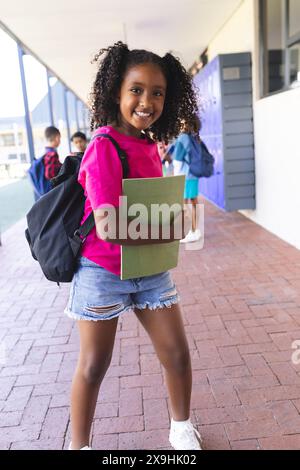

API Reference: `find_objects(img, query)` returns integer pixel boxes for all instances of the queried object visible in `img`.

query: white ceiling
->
[0,0,242,102]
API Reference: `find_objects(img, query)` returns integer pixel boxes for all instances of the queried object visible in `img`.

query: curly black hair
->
[183,114,202,142]
[89,41,199,143]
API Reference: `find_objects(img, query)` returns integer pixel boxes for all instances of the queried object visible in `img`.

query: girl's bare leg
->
[191,197,198,232]
[134,303,191,421]
[184,198,198,233]
[70,317,119,449]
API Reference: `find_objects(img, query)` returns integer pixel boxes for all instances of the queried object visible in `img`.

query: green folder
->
[120,175,185,280]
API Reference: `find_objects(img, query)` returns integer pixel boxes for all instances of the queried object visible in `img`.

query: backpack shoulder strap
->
[93,132,129,179]
[73,212,95,243]
[75,132,129,242]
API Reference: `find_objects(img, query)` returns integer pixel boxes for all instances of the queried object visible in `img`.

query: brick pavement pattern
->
[0,198,300,450]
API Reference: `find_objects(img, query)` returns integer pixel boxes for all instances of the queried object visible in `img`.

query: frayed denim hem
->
[133,294,180,311]
[63,304,133,322]
[64,294,180,321]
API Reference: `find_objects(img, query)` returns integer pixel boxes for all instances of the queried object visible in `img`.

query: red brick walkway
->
[0,197,300,450]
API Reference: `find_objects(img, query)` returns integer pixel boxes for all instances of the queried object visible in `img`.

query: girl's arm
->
[94,207,186,246]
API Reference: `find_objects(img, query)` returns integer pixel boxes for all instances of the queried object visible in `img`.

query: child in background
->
[71,131,88,156]
[65,41,202,451]
[172,116,202,243]
[157,141,173,176]
[43,126,62,181]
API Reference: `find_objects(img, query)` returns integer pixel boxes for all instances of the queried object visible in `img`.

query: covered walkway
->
[0,197,300,450]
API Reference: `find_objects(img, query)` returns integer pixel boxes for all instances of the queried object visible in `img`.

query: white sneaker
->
[180,229,202,243]
[68,441,92,450]
[169,419,202,450]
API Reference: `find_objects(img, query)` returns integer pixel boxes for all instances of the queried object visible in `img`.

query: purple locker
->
[194,56,225,209]
[193,53,255,211]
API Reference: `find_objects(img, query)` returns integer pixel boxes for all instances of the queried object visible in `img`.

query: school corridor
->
[0,196,299,450]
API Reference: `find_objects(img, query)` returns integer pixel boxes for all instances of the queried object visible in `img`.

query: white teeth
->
[135,111,151,117]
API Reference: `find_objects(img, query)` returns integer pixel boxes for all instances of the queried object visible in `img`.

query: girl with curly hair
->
[173,115,202,243]
[65,41,202,451]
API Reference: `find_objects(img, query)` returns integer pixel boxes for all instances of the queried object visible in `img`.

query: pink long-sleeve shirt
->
[78,126,163,276]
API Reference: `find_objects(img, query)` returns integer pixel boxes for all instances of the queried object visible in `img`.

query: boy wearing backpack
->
[43,126,62,181]
[27,126,62,200]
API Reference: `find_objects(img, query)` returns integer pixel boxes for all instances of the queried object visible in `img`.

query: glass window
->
[84,105,91,139]
[0,28,29,169]
[266,0,285,93]
[23,54,51,158]
[0,133,15,146]
[50,78,70,159]
[0,27,34,232]
[77,100,86,133]
[289,42,300,83]
[260,0,300,96]
[289,0,300,37]
[67,91,78,140]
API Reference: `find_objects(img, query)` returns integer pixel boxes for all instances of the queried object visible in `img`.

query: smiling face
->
[116,63,167,137]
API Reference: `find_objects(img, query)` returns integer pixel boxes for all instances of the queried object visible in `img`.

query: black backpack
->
[25,134,129,284]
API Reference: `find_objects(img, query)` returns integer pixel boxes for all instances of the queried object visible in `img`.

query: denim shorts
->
[64,256,180,321]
